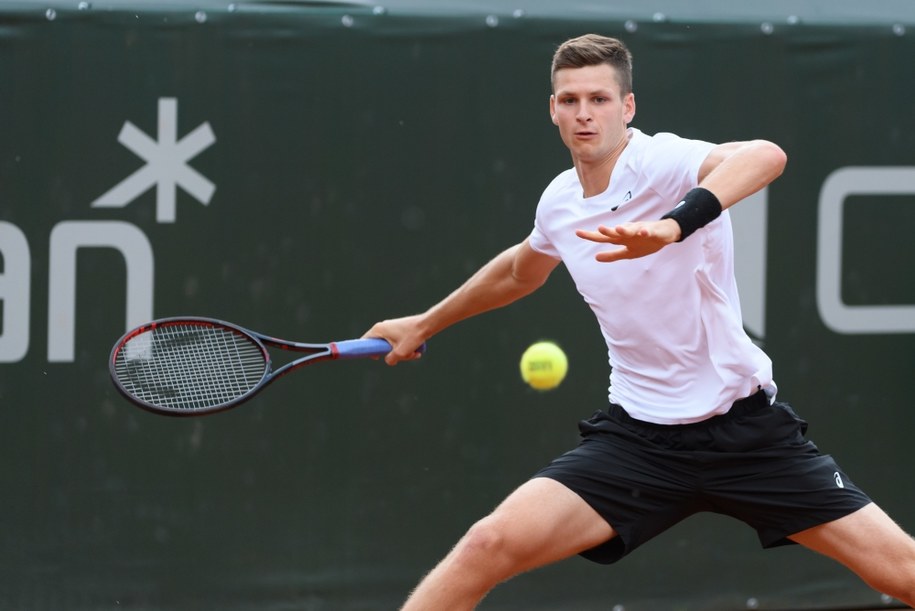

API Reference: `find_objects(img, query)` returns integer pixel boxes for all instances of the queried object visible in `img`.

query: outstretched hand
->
[575,219,681,262]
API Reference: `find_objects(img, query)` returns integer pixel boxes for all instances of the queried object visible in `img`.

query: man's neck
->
[574,134,630,198]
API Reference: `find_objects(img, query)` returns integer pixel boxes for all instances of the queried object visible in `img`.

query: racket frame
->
[109,316,396,417]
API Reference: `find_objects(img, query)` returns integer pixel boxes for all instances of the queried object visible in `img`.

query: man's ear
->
[549,95,558,125]
[624,92,636,124]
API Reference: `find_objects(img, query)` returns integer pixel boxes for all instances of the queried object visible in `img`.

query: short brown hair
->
[551,34,633,94]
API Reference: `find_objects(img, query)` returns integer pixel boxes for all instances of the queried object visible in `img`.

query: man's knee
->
[455,518,505,562]
[450,516,522,580]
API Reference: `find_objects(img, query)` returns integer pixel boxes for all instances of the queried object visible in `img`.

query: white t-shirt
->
[529,128,775,424]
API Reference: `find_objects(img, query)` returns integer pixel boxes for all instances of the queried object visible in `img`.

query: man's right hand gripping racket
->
[108,317,425,417]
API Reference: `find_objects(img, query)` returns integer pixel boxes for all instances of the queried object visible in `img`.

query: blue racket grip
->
[332,338,427,360]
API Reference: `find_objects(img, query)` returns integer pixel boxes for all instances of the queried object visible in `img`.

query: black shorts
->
[533,390,872,565]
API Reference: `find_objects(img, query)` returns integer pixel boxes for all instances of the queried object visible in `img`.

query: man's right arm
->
[364,238,560,365]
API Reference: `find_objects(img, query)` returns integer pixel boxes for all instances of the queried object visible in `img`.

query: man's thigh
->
[789,502,915,585]
[475,477,616,573]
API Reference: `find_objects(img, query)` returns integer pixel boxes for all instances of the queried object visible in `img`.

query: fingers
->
[385,350,422,366]
[362,323,425,367]
[576,222,665,263]
[576,225,630,262]
[576,223,647,244]
[575,228,611,243]
[576,225,622,243]
[594,248,630,263]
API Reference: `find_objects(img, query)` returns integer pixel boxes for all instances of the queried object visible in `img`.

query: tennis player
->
[365,34,915,609]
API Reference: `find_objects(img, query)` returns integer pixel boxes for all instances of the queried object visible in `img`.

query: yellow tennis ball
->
[519,341,568,390]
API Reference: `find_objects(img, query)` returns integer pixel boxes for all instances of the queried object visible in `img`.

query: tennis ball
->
[519,341,568,391]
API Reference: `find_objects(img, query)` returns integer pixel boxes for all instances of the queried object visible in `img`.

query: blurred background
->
[1,0,913,608]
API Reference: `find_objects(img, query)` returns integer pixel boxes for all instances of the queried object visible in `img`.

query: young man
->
[364,34,915,609]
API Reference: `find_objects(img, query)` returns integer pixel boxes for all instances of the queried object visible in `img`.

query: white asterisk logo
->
[92,97,216,223]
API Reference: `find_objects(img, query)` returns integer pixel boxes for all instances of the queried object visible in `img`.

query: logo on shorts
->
[834,472,845,488]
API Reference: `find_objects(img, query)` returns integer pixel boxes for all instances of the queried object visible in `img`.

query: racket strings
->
[114,323,267,411]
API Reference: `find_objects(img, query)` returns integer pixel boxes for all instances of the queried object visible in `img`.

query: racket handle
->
[332,338,427,359]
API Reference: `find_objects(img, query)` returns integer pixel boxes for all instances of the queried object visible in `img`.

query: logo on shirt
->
[611,190,633,212]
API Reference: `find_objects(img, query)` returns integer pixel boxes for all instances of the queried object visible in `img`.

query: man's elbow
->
[753,139,788,180]
[510,270,550,297]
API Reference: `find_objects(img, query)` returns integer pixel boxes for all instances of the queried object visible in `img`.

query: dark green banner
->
[1,1,913,609]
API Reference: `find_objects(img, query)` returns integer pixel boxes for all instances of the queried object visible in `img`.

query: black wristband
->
[660,187,722,242]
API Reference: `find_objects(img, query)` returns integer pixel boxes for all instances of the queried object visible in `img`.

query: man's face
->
[550,64,635,164]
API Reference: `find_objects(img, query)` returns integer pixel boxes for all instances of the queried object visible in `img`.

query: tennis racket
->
[109,316,424,417]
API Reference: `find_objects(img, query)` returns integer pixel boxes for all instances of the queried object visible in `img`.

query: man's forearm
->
[700,140,787,210]
[418,242,551,338]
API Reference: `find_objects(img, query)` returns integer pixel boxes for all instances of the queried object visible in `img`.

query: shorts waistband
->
[605,389,770,430]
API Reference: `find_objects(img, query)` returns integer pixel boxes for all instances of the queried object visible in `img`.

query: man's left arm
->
[577,139,787,262]
[696,140,787,210]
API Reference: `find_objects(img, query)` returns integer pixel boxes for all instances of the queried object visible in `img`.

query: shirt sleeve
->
[527,171,570,259]
[643,132,716,203]
[528,213,560,258]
